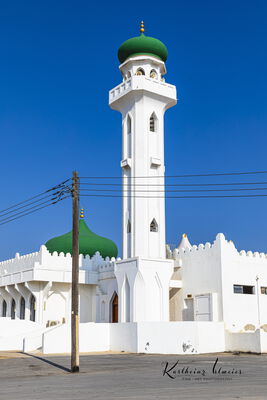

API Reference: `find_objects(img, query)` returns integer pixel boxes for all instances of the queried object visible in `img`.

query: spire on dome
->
[177,233,192,250]
[140,21,145,34]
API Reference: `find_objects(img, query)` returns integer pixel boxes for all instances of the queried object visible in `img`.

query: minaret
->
[109,22,177,260]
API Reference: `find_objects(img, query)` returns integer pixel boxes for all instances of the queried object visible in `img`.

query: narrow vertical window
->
[2,300,7,317]
[11,299,16,320]
[126,114,132,158]
[150,218,158,232]
[30,295,36,322]
[127,114,131,134]
[149,113,157,132]
[127,220,131,233]
[20,297,25,320]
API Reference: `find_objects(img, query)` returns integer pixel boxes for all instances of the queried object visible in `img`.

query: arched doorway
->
[11,299,16,319]
[111,293,118,323]
[20,297,25,320]
[2,300,7,317]
[30,295,36,322]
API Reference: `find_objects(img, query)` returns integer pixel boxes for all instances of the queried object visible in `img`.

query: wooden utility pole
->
[71,170,80,372]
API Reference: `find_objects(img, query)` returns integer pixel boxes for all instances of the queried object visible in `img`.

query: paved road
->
[0,352,266,400]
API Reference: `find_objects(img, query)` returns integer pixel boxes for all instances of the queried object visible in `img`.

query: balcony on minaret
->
[109,73,176,109]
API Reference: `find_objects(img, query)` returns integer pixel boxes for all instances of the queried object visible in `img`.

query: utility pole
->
[71,171,80,372]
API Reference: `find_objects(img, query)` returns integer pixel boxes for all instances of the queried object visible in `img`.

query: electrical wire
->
[0,197,66,224]
[80,193,267,199]
[0,195,71,227]
[80,187,267,193]
[80,170,267,179]
[0,178,71,216]
[0,192,65,218]
[80,181,267,187]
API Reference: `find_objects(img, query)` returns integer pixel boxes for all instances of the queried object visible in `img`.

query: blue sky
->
[0,0,266,259]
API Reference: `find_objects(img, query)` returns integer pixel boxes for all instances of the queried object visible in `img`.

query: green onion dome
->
[118,22,168,64]
[45,217,118,259]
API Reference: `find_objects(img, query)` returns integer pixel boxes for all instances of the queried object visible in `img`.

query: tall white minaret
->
[109,22,177,260]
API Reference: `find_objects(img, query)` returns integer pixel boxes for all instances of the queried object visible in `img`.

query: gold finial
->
[140,21,145,34]
[183,233,187,238]
[80,208,84,219]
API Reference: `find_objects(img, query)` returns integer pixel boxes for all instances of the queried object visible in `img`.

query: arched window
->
[127,220,131,233]
[2,300,7,317]
[150,218,158,232]
[127,71,131,79]
[136,68,145,76]
[11,299,16,320]
[127,114,132,134]
[20,297,25,320]
[111,292,118,323]
[149,113,157,132]
[150,69,158,79]
[30,295,36,322]
[101,301,105,321]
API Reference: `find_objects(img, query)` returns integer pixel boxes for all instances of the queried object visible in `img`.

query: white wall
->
[220,239,267,331]
[136,322,225,354]
[42,323,110,354]
[170,233,267,332]
[109,323,138,352]
[0,318,44,351]
[172,235,224,322]
[42,321,225,355]
[115,257,173,323]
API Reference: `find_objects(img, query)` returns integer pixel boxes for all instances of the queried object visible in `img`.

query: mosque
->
[0,23,267,354]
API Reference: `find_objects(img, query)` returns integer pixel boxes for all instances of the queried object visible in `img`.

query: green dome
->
[45,219,118,259]
[118,33,168,64]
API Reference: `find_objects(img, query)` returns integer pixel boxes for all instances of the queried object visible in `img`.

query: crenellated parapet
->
[168,232,267,266]
[0,245,121,280]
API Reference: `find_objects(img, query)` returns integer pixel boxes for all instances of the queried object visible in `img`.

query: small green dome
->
[118,33,168,64]
[45,219,118,259]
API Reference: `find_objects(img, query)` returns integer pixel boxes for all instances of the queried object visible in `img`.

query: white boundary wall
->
[225,329,267,353]
[42,321,225,354]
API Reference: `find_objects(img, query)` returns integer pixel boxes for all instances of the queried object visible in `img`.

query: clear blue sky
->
[0,0,266,259]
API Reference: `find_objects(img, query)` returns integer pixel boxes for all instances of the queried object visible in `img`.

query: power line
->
[0,192,63,218]
[80,170,267,179]
[80,187,267,193]
[0,178,71,216]
[0,197,67,224]
[0,196,70,227]
[80,181,267,187]
[80,193,267,199]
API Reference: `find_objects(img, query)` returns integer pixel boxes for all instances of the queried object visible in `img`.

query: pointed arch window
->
[20,297,25,320]
[11,299,16,320]
[150,69,158,79]
[2,300,7,317]
[110,292,118,323]
[30,295,36,322]
[149,113,157,132]
[127,219,131,233]
[127,114,132,134]
[150,218,158,232]
[136,68,145,76]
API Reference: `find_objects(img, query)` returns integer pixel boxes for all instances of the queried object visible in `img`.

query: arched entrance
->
[30,295,36,322]
[2,300,7,317]
[11,299,16,320]
[20,297,25,320]
[111,293,118,323]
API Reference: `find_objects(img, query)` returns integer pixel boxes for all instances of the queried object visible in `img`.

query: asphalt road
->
[0,352,266,400]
